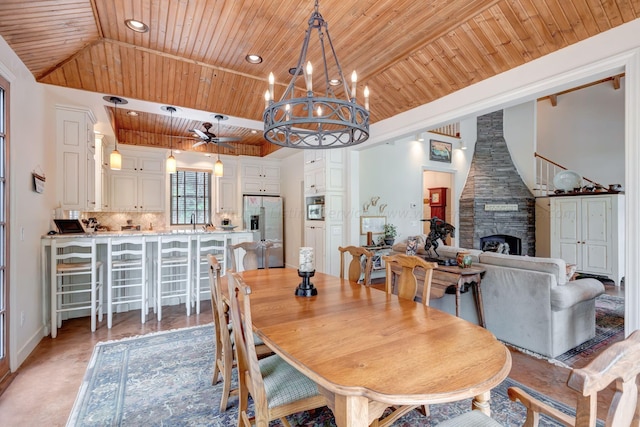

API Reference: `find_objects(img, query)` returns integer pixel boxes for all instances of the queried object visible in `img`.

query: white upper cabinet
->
[56,106,97,211]
[303,149,346,194]
[109,146,166,212]
[239,157,281,195]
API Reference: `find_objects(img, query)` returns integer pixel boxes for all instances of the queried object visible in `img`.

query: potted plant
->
[383,223,397,246]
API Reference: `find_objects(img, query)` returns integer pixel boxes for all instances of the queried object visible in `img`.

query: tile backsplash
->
[80,211,243,231]
[83,212,166,231]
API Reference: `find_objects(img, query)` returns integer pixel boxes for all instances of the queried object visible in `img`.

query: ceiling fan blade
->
[193,129,209,140]
[217,141,237,150]
[215,136,241,142]
[192,140,206,148]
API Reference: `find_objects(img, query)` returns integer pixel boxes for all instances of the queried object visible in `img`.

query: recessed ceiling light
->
[126,111,139,117]
[251,130,258,134]
[174,150,181,154]
[125,19,149,33]
[289,67,304,76]
[204,153,212,157]
[329,79,341,86]
[245,54,263,64]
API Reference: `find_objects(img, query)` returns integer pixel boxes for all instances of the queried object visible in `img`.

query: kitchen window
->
[170,169,211,225]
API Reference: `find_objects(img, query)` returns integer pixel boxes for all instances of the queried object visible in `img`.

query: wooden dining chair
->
[382,253,438,305]
[228,241,274,271]
[208,254,235,412]
[338,245,374,285]
[208,255,272,412]
[437,329,640,427]
[227,271,327,426]
[378,253,438,425]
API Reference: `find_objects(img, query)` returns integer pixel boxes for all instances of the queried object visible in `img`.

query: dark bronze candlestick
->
[295,270,317,297]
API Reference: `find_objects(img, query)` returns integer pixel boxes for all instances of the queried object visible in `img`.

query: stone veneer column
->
[459,110,536,256]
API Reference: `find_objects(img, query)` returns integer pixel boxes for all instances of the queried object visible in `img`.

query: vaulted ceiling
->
[1,0,638,156]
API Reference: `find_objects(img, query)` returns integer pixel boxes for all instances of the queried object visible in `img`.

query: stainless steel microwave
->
[307,204,325,220]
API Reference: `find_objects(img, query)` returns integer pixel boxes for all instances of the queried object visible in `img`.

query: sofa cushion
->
[479,252,568,285]
[550,278,605,310]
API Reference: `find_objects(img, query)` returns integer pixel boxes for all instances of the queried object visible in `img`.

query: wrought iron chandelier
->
[263,0,370,149]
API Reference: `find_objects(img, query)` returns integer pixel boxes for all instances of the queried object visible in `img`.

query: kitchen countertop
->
[42,229,252,239]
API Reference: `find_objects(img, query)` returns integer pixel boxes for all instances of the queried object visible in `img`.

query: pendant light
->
[162,106,177,173]
[103,95,128,170]
[214,115,223,177]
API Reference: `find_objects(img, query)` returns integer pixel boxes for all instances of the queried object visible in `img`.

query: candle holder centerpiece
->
[296,247,318,297]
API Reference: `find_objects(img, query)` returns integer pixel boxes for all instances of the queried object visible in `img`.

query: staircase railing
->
[534,153,596,197]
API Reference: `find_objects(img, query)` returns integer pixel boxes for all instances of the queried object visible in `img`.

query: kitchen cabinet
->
[302,150,347,275]
[304,223,326,274]
[216,161,238,214]
[550,194,624,284]
[56,105,97,210]
[109,147,165,212]
[303,149,346,194]
[239,157,281,195]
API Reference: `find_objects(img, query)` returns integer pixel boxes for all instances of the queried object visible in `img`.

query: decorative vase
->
[456,251,472,268]
[384,237,395,246]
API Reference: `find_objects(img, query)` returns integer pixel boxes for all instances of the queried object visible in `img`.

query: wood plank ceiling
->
[0,0,638,156]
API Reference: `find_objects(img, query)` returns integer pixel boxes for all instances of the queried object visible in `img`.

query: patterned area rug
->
[555,294,624,367]
[67,324,602,427]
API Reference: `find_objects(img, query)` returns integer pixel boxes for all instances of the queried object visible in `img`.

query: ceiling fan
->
[189,114,239,150]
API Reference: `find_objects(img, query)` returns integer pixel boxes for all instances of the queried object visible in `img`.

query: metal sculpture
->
[423,217,456,257]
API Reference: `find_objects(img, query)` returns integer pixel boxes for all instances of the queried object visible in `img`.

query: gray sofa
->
[391,239,605,358]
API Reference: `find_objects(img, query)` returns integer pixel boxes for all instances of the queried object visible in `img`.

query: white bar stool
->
[194,234,226,314]
[156,234,192,321]
[106,236,147,328]
[50,238,103,338]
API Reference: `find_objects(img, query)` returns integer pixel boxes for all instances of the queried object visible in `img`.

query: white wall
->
[358,130,470,246]
[504,101,537,190]
[0,36,52,370]
[537,78,625,187]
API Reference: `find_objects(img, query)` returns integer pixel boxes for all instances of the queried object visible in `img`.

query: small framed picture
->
[429,140,452,163]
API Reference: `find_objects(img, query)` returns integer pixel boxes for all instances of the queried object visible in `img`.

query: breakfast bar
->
[41,229,254,336]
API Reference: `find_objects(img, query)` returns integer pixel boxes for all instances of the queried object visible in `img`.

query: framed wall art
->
[429,139,452,163]
[360,216,386,235]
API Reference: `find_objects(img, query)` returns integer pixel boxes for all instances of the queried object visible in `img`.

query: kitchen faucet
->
[190,213,196,230]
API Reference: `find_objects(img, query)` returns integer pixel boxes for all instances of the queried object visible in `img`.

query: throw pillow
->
[566,263,577,281]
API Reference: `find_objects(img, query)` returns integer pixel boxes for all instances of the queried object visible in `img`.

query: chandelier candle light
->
[263,0,370,149]
[296,247,317,297]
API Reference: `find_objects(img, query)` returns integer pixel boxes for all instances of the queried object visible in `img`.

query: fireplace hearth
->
[459,110,535,256]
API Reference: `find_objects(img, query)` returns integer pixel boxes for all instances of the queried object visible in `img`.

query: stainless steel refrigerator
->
[242,195,284,268]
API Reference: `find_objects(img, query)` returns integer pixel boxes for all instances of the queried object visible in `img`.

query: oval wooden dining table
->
[234,268,511,427]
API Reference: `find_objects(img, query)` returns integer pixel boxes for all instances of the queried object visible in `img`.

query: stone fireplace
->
[459,110,535,256]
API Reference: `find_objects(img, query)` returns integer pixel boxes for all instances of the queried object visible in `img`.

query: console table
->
[430,265,486,328]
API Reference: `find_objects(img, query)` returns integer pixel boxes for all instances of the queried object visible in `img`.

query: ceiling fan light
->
[166,154,177,173]
[110,149,122,171]
[214,159,223,177]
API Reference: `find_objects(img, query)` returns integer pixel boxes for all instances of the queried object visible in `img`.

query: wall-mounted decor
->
[32,170,46,193]
[360,216,386,235]
[429,140,452,163]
